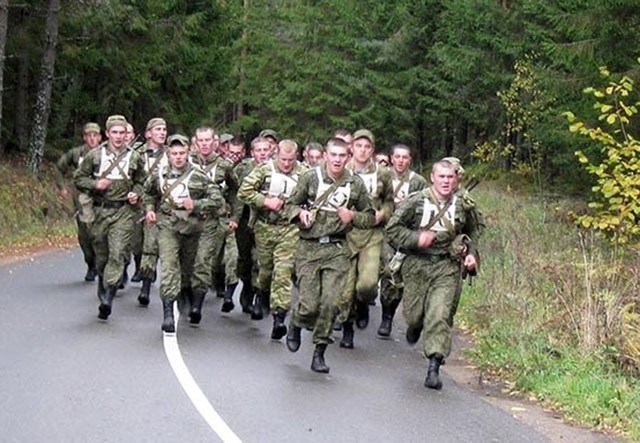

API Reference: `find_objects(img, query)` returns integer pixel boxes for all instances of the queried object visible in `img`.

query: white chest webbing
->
[314,167,351,212]
[97,147,133,180]
[419,194,457,233]
[392,171,415,204]
[266,160,298,198]
[357,165,378,196]
[159,170,195,207]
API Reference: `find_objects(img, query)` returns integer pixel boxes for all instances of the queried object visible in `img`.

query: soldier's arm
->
[283,170,311,222]
[142,174,160,212]
[74,151,98,193]
[237,166,267,209]
[129,152,146,197]
[193,178,225,215]
[54,149,75,190]
[385,194,422,250]
[462,195,484,258]
[378,171,395,223]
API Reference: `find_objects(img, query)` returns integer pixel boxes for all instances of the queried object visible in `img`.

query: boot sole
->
[221,301,235,313]
[138,296,150,306]
[98,303,111,320]
[311,365,330,373]
[271,325,287,340]
[189,311,202,324]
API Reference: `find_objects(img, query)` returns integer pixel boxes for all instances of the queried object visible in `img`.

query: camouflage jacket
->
[191,152,241,222]
[390,169,428,207]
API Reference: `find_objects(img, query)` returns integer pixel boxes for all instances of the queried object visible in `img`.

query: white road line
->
[163,306,243,443]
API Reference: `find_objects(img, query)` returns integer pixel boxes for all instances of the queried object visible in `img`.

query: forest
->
[1,0,639,185]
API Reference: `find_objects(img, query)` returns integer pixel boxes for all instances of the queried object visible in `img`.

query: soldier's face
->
[83,131,102,149]
[352,137,374,165]
[124,126,135,143]
[168,145,189,169]
[430,165,457,199]
[146,125,167,147]
[252,141,271,164]
[196,130,217,157]
[276,149,297,173]
[219,142,230,157]
[391,148,411,174]
[305,148,323,167]
[106,125,127,150]
[226,144,245,165]
[324,144,349,177]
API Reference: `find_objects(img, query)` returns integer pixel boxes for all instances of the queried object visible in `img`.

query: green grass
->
[458,180,640,439]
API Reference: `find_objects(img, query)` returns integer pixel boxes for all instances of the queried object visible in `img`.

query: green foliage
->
[564,62,640,246]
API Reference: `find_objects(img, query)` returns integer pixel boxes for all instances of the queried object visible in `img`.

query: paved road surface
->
[0,249,615,442]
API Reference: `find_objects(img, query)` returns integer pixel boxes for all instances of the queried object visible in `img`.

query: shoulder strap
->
[310,168,348,210]
[161,168,192,206]
[99,148,130,179]
[421,188,454,231]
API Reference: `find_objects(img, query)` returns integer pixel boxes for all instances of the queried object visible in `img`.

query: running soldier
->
[385,159,482,390]
[337,129,394,349]
[190,126,241,324]
[237,139,307,339]
[285,138,375,373]
[75,115,146,320]
[55,122,102,282]
[377,144,427,337]
[143,134,224,332]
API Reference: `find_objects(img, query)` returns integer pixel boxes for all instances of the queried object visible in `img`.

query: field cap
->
[353,129,374,145]
[442,156,465,175]
[83,122,101,134]
[259,129,278,141]
[219,133,234,144]
[167,134,189,147]
[105,115,128,130]
[146,117,167,131]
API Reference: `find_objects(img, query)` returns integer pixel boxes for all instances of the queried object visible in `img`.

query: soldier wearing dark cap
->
[385,159,482,389]
[285,138,375,373]
[259,129,278,157]
[302,142,324,168]
[142,134,224,332]
[75,115,147,320]
[55,122,102,282]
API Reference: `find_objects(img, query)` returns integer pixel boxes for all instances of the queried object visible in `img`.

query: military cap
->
[353,129,375,145]
[442,156,465,175]
[259,129,278,141]
[219,133,234,144]
[167,134,190,147]
[105,115,128,130]
[83,122,101,134]
[146,117,167,131]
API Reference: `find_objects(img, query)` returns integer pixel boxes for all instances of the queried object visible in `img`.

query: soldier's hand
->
[96,178,112,191]
[59,188,70,199]
[127,192,139,205]
[299,209,314,228]
[374,210,385,226]
[337,206,354,224]
[464,254,477,271]
[183,198,195,212]
[264,196,284,212]
[145,211,157,225]
[228,220,238,232]
[417,230,437,249]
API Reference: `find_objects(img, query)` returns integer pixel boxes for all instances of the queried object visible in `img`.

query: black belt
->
[94,200,127,209]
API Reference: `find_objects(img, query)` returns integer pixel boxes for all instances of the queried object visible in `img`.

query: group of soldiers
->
[55,116,483,390]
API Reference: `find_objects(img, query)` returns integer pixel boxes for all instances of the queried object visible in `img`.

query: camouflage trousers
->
[402,254,462,359]
[335,228,384,323]
[91,204,135,288]
[140,223,159,278]
[253,220,298,312]
[130,209,144,258]
[76,217,95,270]
[291,238,350,345]
[211,217,239,285]
[157,226,200,301]
[378,240,403,309]
[191,217,220,291]
[235,215,257,287]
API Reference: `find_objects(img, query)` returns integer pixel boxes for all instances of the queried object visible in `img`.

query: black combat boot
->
[271,310,288,340]
[311,344,330,373]
[96,276,106,301]
[251,291,264,320]
[137,278,152,306]
[424,353,444,390]
[239,280,253,313]
[406,324,423,344]
[118,267,128,290]
[286,323,301,352]
[221,282,238,313]
[130,254,143,282]
[189,289,207,325]
[84,264,97,282]
[214,273,226,298]
[377,299,400,337]
[355,299,369,329]
[177,286,194,313]
[339,321,354,349]
[262,290,271,316]
[98,285,117,320]
[161,299,176,333]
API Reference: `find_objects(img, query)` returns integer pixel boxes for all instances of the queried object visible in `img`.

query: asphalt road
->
[0,249,612,442]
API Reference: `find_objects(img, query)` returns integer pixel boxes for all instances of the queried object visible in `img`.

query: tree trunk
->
[15,47,30,152]
[27,0,61,174]
[0,0,8,154]
[235,0,249,122]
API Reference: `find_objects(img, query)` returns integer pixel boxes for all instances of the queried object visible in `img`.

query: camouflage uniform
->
[378,169,428,335]
[190,151,240,318]
[55,143,96,277]
[335,162,394,336]
[142,162,224,303]
[237,159,306,322]
[75,143,146,314]
[385,186,482,360]
[286,165,375,347]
